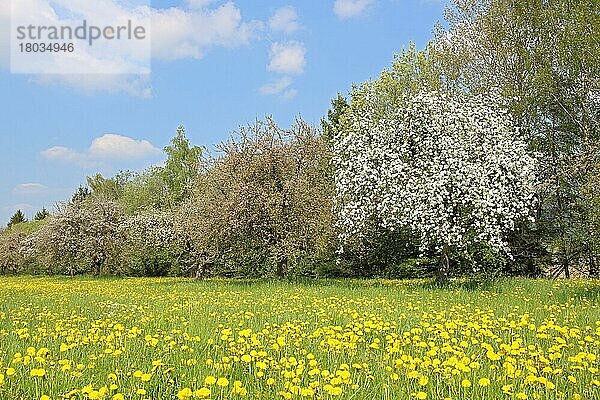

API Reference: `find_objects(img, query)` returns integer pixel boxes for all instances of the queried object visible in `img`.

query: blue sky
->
[0,0,447,225]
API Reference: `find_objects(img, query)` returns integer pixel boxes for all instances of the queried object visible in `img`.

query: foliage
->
[119,210,182,276]
[116,126,203,213]
[0,220,47,274]
[32,197,125,275]
[7,209,26,228]
[87,171,133,201]
[161,125,204,205]
[71,185,92,204]
[0,229,27,274]
[434,0,600,276]
[321,93,349,144]
[33,207,50,221]
[119,166,172,213]
[334,90,538,279]
[180,118,333,278]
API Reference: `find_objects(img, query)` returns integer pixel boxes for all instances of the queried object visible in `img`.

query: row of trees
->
[1,121,334,278]
[1,0,599,279]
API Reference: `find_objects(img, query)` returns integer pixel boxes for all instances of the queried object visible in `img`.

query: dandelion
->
[177,388,193,400]
[216,377,229,387]
[478,378,490,387]
[195,387,211,398]
[205,376,217,385]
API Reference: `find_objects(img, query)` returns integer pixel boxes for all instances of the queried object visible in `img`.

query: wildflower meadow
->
[0,277,598,400]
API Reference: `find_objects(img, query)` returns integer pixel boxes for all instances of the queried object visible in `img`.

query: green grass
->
[0,276,598,399]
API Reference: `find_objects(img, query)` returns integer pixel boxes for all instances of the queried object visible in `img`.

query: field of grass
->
[0,277,598,400]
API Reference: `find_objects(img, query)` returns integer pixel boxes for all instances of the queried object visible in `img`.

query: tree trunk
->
[563,259,570,278]
[276,253,288,279]
[588,244,598,277]
[437,245,450,283]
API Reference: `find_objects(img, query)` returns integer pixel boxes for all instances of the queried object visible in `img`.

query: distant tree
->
[321,93,349,143]
[71,186,92,204]
[161,125,204,205]
[119,126,203,212]
[0,229,27,273]
[119,210,181,276]
[120,167,171,213]
[87,171,133,201]
[33,197,125,275]
[34,208,49,221]
[334,90,538,281]
[7,210,26,227]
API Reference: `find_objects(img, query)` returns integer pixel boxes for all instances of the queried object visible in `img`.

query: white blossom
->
[334,90,538,254]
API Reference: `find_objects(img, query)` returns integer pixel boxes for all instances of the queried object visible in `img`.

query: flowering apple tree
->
[333,90,538,279]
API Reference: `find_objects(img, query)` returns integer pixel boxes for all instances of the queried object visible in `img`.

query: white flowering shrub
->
[0,229,27,273]
[33,198,125,275]
[119,211,182,276]
[334,90,538,277]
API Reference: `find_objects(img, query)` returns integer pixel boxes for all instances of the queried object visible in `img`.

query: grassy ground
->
[0,276,598,400]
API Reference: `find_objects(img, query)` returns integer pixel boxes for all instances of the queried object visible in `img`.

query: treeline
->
[1,0,599,279]
[1,121,336,278]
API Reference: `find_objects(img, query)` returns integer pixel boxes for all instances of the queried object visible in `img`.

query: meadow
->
[0,277,598,400]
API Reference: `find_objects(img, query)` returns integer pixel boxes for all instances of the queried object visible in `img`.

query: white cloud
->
[259,77,298,100]
[0,1,8,19]
[41,146,86,164]
[281,88,298,100]
[32,74,152,98]
[1,0,262,95]
[333,0,375,19]
[267,41,306,75]
[259,76,293,95]
[89,134,160,159]
[13,183,48,196]
[151,3,262,61]
[41,134,161,167]
[10,0,152,75]
[269,6,300,34]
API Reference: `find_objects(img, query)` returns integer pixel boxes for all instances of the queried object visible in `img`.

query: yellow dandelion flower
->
[478,378,490,387]
[194,387,211,398]
[241,354,252,363]
[177,388,193,400]
[216,377,229,387]
[205,376,217,385]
